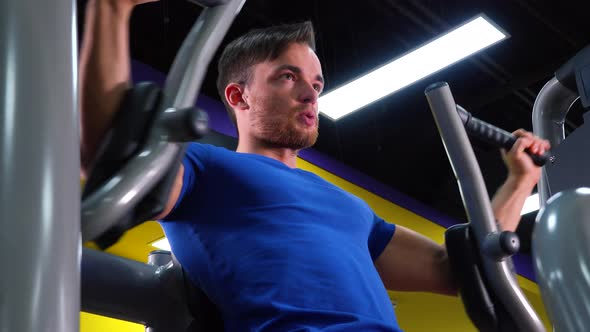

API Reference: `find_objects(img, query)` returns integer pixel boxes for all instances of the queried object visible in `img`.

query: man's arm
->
[79,0,139,175]
[375,226,456,295]
[375,130,550,296]
[79,0,180,219]
[491,129,550,231]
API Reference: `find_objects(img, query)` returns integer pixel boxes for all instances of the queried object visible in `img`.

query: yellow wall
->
[81,312,142,332]
[80,157,551,331]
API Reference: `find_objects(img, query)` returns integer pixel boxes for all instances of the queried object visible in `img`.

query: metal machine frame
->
[0,0,244,331]
[424,43,590,332]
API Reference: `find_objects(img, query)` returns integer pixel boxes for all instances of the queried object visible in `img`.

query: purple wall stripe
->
[131,60,536,281]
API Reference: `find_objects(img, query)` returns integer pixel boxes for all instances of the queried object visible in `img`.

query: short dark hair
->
[216,21,316,131]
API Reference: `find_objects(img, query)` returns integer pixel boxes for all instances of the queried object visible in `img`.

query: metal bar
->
[0,0,80,331]
[81,248,162,325]
[188,0,232,7]
[81,248,193,330]
[163,0,246,110]
[425,82,545,332]
[81,141,178,241]
[532,77,578,205]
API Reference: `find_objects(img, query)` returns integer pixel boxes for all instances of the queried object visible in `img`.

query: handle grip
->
[456,105,549,166]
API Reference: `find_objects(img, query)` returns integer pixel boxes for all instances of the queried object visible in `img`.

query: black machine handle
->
[456,105,550,166]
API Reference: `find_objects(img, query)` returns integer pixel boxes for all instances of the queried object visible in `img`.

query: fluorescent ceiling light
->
[521,193,540,215]
[318,15,508,120]
[151,237,171,251]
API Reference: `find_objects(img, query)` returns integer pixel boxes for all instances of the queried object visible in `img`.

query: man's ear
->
[225,83,249,111]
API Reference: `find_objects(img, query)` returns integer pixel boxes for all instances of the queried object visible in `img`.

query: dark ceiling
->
[83,0,590,224]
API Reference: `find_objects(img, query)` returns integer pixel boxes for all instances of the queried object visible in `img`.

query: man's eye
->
[281,73,295,80]
[313,85,322,92]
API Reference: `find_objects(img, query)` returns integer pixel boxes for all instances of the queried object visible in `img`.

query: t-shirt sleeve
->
[160,142,210,221]
[368,214,396,261]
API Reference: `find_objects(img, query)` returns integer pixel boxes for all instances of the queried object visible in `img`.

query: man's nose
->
[299,81,319,104]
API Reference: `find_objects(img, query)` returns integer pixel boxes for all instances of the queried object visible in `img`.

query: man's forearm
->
[79,0,134,175]
[491,175,536,232]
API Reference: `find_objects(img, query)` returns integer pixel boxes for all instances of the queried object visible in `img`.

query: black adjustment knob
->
[188,107,209,139]
[499,231,520,255]
[159,107,209,142]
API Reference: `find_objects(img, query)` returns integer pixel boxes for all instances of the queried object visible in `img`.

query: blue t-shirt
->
[160,143,401,331]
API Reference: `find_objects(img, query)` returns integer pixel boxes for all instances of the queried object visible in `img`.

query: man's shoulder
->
[184,142,253,173]
[187,142,222,153]
[185,142,234,159]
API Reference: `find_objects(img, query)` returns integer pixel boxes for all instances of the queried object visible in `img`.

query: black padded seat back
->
[445,223,500,331]
[83,82,162,198]
[182,268,224,331]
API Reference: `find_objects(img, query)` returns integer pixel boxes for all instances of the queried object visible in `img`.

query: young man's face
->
[242,42,324,150]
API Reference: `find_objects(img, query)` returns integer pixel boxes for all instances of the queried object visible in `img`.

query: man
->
[79,0,550,331]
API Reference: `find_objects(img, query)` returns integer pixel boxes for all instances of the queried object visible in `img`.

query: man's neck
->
[236,140,299,168]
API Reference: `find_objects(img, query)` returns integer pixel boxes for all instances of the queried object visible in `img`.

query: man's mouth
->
[300,111,317,126]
